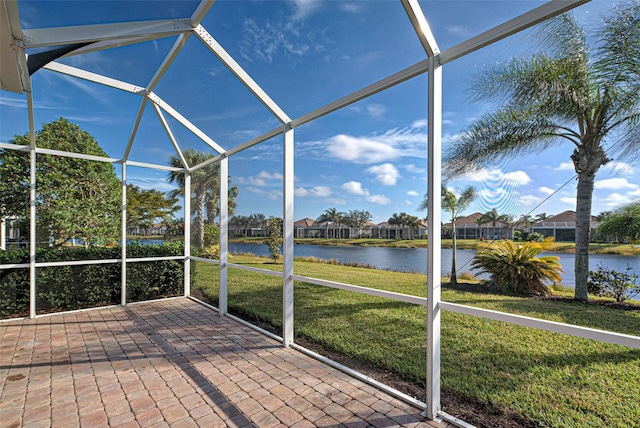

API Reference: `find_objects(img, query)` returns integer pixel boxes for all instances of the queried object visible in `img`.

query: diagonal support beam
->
[401,0,440,57]
[194,24,290,124]
[20,18,194,48]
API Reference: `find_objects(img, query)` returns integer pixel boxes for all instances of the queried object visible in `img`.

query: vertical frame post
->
[282,124,294,346]
[184,171,191,297]
[121,163,127,306]
[426,54,442,419]
[27,92,37,319]
[219,156,228,314]
[1,217,6,251]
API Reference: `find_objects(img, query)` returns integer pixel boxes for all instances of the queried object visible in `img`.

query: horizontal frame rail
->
[227,262,284,277]
[0,256,185,270]
[439,301,640,349]
[291,274,428,306]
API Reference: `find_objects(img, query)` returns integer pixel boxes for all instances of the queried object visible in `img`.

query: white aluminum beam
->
[191,0,216,27]
[122,98,148,161]
[147,33,190,93]
[124,160,183,172]
[121,164,127,306]
[27,91,36,319]
[426,54,443,421]
[291,59,429,128]
[439,301,640,350]
[222,126,283,160]
[219,157,228,314]
[43,62,145,94]
[401,0,440,57]
[0,0,24,93]
[0,142,29,151]
[36,147,120,163]
[126,256,185,263]
[0,217,5,250]
[151,93,225,154]
[184,172,191,297]
[152,102,189,168]
[439,0,589,65]
[62,35,174,58]
[283,125,294,347]
[194,24,290,124]
[189,153,223,173]
[20,18,194,48]
[190,256,220,265]
[0,263,30,270]
[227,263,284,277]
[290,274,428,306]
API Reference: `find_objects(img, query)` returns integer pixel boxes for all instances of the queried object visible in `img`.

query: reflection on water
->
[228,242,639,289]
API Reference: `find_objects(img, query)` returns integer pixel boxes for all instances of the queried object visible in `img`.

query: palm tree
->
[534,213,548,224]
[518,214,534,230]
[167,149,238,249]
[388,212,404,239]
[420,185,477,285]
[317,208,345,238]
[479,209,503,240]
[445,3,640,301]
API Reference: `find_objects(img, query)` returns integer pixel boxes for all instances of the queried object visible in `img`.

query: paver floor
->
[0,298,454,427]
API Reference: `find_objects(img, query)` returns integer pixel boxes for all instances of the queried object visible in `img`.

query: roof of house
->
[294,218,315,228]
[531,210,597,227]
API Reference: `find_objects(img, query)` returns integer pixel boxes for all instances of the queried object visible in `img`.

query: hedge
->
[0,242,193,319]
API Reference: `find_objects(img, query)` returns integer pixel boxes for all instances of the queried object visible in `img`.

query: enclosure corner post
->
[426,53,442,420]
[282,124,295,347]
[184,171,192,297]
[219,156,229,315]
[121,163,127,306]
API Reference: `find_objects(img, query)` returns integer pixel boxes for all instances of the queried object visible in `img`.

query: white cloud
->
[340,3,363,13]
[603,192,629,207]
[341,181,368,195]
[246,187,281,200]
[595,178,638,190]
[365,163,399,186]
[404,164,425,175]
[366,194,390,205]
[603,161,634,175]
[460,167,530,186]
[406,190,419,197]
[320,126,426,164]
[559,196,576,205]
[238,171,283,187]
[289,0,321,20]
[630,189,640,196]
[410,119,427,129]
[502,171,531,185]
[295,186,332,197]
[405,200,413,206]
[539,186,555,195]
[519,194,543,206]
[446,25,471,37]
[555,161,574,171]
[326,198,347,205]
[365,104,387,118]
[240,18,313,63]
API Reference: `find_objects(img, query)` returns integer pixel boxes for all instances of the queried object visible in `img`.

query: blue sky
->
[1,0,639,225]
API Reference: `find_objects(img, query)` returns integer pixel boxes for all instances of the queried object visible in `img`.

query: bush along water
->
[472,237,563,296]
[588,263,640,303]
[0,241,190,319]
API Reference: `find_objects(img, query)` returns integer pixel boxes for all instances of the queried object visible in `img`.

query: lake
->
[227,242,640,288]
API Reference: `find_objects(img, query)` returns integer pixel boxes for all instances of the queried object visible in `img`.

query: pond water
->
[228,242,640,289]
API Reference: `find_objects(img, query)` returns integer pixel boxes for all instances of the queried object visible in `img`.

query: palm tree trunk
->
[196,191,206,249]
[574,171,596,301]
[451,221,458,285]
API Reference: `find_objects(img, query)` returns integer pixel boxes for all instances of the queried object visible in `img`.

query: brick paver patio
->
[0,298,453,427]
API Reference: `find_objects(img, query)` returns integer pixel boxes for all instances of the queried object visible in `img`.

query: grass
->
[192,255,640,427]
[230,236,640,255]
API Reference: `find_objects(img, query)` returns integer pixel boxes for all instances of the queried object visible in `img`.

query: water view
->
[228,242,640,289]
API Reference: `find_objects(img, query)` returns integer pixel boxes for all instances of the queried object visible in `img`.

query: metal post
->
[121,163,127,306]
[1,217,6,251]
[27,92,37,319]
[282,124,294,346]
[184,171,191,297]
[219,156,228,314]
[426,54,442,420]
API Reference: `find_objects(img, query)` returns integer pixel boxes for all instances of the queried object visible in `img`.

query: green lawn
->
[192,256,640,427]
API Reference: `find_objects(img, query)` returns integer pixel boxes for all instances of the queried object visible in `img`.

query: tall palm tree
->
[317,208,345,238]
[420,185,477,285]
[445,3,640,300]
[167,149,237,249]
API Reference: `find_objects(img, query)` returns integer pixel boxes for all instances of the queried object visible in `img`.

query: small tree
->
[588,264,640,303]
[263,216,283,263]
[472,237,563,296]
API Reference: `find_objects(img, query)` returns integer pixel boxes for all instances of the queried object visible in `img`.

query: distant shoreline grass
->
[193,254,640,427]
[229,236,640,255]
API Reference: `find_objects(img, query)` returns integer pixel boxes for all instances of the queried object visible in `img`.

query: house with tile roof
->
[530,210,599,242]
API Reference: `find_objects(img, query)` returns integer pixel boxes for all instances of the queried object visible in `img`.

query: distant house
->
[530,210,599,242]
[443,213,510,240]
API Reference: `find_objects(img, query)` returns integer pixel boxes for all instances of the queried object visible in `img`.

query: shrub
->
[200,244,220,260]
[588,264,639,303]
[263,216,283,263]
[0,242,189,318]
[457,271,479,281]
[525,232,543,242]
[472,238,562,296]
